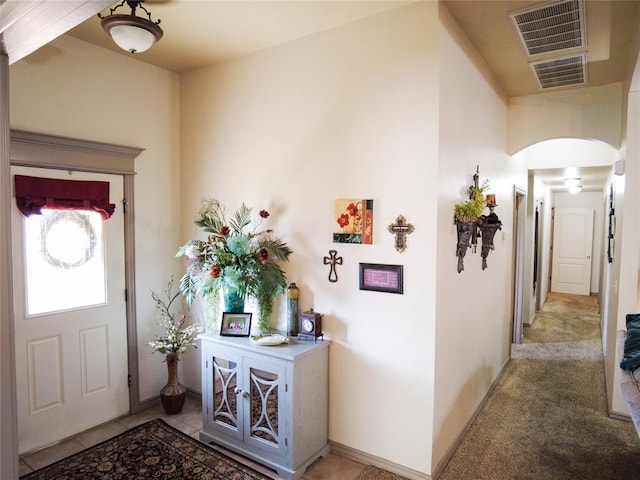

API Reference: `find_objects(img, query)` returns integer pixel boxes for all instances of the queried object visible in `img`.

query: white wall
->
[181,2,439,475]
[518,138,619,168]
[432,4,526,472]
[9,36,183,403]
[509,83,624,154]
[606,90,640,416]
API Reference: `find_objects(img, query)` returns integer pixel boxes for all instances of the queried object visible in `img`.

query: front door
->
[551,207,594,296]
[12,166,129,454]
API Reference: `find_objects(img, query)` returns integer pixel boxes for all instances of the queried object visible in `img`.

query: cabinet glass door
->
[249,367,279,445]
[212,355,239,434]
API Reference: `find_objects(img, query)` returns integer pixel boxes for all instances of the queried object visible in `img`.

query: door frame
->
[9,130,145,413]
[512,186,527,344]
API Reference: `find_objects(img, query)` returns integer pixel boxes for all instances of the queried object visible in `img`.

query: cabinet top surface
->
[198,333,330,360]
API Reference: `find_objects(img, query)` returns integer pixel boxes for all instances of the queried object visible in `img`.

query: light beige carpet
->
[438,293,640,480]
[355,465,409,480]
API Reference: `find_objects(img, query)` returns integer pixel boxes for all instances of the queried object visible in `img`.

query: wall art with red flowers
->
[333,199,373,244]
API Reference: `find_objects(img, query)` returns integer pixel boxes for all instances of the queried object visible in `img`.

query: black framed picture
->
[359,263,403,294]
[608,183,615,264]
[220,312,252,337]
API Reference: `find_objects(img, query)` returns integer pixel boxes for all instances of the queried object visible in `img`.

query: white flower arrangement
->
[148,278,202,356]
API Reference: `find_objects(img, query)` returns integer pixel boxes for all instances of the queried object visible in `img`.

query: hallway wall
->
[606,89,640,416]
[433,5,526,472]
[509,84,624,154]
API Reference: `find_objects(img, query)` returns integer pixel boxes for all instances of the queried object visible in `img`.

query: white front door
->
[551,207,594,296]
[12,166,129,454]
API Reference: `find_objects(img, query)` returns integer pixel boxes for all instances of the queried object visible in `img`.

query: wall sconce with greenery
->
[454,167,487,273]
[454,167,500,272]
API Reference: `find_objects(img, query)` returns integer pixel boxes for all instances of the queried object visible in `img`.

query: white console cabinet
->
[199,333,330,480]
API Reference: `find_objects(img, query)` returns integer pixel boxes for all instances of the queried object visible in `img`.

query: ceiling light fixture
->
[568,184,582,194]
[99,0,163,54]
[564,177,581,188]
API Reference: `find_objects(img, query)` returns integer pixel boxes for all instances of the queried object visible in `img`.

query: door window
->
[23,209,106,316]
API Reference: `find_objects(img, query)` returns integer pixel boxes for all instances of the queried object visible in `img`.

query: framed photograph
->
[220,312,252,337]
[359,263,403,294]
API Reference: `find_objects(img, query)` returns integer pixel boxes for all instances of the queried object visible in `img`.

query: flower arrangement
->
[176,198,293,332]
[148,278,202,356]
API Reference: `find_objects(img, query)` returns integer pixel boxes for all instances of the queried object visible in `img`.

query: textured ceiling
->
[63,0,640,193]
[442,0,640,97]
[531,166,612,192]
[66,1,640,97]
[66,0,413,74]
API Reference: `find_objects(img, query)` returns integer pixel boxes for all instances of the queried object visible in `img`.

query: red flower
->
[258,248,269,264]
[220,226,230,235]
[259,210,270,219]
[337,213,350,228]
[210,266,222,278]
[347,203,359,217]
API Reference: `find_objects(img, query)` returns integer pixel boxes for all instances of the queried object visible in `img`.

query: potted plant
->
[176,198,293,333]
[148,278,202,415]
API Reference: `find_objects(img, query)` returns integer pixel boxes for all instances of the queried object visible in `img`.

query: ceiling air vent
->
[511,0,586,56]
[529,53,587,89]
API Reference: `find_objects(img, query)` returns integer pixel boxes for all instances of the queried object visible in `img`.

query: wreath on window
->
[40,211,97,269]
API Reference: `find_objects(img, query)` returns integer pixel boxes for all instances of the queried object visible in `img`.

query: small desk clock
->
[298,309,323,342]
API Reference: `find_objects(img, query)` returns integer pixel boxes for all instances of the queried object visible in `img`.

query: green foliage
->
[176,199,292,332]
[455,180,489,222]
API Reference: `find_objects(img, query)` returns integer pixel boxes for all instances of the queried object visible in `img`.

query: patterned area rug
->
[20,419,270,480]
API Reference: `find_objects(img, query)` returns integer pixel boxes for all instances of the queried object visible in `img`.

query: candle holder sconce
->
[455,219,480,273]
[454,166,487,273]
[478,196,502,270]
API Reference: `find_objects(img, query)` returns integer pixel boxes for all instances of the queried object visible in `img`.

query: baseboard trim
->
[430,356,511,479]
[330,442,430,480]
[609,410,632,423]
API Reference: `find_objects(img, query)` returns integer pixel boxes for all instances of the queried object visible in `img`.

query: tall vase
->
[160,353,187,415]
[223,284,246,313]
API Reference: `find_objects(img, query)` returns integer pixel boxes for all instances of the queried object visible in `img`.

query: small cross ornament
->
[323,250,343,282]
[388,215,414,253]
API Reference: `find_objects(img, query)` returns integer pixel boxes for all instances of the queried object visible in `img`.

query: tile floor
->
[18,395,367,479]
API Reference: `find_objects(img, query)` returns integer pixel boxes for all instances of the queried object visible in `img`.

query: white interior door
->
[12,166,129,454]
[551,207,594,296]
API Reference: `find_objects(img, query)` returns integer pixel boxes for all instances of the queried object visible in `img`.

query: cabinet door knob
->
[234,387,248,397]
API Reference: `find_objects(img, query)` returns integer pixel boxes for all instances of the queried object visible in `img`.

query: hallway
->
[439,293,640,479]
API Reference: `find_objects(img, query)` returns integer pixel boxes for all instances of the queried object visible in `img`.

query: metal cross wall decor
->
[387,215,414,253]
[323,250,342,282]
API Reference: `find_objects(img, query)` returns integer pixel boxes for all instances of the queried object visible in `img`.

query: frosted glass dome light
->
[99,0,163,54]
